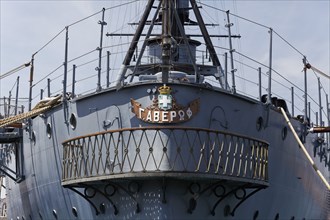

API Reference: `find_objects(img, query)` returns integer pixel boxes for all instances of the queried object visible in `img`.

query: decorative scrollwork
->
[230,186,266,216]
[211,185,242,216]
[66,187,100,215]
[187,181,224,214]
[80,183,118,215]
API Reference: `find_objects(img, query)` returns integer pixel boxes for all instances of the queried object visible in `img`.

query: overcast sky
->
[0,0,329,117]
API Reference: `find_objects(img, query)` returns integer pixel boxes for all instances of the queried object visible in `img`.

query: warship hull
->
[1,0,329,219]
[5,83,329,219]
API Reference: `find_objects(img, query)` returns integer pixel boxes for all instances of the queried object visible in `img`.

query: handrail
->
[62,127,269,185]
[62,126,269,145]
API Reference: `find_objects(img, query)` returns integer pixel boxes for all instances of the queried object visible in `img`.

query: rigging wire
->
[9,79,18,93]
[68,49,97,63]
[233,51,324,114]
[33,64,63,87]
[272,30,305,58]
[32,39,141,88]
[231,0,245,92]
[205,41,321,109]
[0,0,140,83]
[34,28,66,55]
[199,1,329,107]
[214,47,324,116]
[2,0,328,121]
[0,62,30,80]
[198,2,327,78]
[198,1,269,29]
[306,65,330,98]
[67,0,140,28]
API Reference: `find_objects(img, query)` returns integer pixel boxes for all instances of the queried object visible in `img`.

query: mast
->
[190,0,220,67]
[96,8,107,92]
[114,0,225,86]
[171,0,199,82]
[15,76,20,115]
[131,0,163,81]
[115,0,155,88]
[226,11,236,93]
[161,0,171,83]
[28,55,35,111]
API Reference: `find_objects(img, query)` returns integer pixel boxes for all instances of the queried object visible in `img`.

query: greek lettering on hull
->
[131,85,199,123]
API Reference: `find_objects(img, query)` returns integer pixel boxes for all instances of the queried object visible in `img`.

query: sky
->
[0,0,329,120]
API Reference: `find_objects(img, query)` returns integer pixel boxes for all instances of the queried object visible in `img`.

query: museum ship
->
[0,0,329,219]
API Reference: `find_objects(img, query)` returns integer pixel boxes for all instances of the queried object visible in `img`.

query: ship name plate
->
[131,85,199,123]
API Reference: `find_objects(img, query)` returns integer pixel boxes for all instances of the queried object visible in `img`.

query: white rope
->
[279,107,330,191]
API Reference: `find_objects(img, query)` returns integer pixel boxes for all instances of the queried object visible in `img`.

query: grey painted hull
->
[5,83,329,219]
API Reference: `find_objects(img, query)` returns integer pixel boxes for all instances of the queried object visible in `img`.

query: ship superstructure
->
[0,0,329,219]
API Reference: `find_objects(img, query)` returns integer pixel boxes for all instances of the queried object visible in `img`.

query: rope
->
[279,107,330,191]
[0,106,51,128]
[0,96,61,128]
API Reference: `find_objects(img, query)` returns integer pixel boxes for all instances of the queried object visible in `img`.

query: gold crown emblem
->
[158,85,171,95]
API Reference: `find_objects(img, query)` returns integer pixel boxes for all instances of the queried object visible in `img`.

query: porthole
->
[46,123,52,139]
[256,117,263,131]
[282,126,287,140]
[69,113,77,130]
[31,131,36,145]
[72,207,78,217]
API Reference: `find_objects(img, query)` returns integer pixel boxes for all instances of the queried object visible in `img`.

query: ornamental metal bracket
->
[106,181,141,213]
[65,187,100,216]
[65,183,119,215]
[187,181,224,214]
[211,184,267,216]
[230,185,266,216]
[210,185,244,216]
[79,183,118,215]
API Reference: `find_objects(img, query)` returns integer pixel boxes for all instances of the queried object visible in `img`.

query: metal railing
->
[62,127,269,185]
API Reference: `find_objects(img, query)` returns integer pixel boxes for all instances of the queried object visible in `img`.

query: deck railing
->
[62,127,268,185]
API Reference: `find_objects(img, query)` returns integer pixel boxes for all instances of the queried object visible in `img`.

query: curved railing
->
[62,127,269,185]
